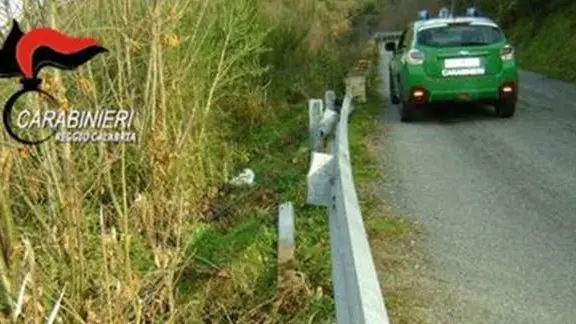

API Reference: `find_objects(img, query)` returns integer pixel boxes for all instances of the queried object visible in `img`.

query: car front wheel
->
[495,101,516,118]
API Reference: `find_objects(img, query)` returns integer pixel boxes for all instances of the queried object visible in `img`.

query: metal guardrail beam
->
[372,30,403,42]
[306,92,390,324]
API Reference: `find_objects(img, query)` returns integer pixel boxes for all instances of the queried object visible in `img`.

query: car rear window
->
[417,24,505,47]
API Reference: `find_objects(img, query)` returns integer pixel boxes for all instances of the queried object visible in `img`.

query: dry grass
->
[0,0,382,323]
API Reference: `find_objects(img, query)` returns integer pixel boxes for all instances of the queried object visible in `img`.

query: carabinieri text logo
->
[0,19,107,145]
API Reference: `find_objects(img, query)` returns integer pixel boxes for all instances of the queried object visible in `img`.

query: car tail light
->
[499,82,517,100]
[410,87,428,103]
[501,44,514,61]
[413,89,425,97]
[406,49,425,65]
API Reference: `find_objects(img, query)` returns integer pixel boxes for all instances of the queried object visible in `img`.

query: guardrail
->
[305,91,390,324]
[276,49,393,323]
[372,30,403,42]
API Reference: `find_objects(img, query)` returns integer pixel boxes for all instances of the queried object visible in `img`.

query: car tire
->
[495,101,516,118]
[389,70,401,104]
[400,102,416,122]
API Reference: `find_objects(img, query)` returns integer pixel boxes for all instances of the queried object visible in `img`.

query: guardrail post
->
[319,109,339,139]
[277,202,295,286]
[325,90,336,111]
[309,99,323,152]
[306,152,334,207]
[319,90,339,138]
[345,72,367,103]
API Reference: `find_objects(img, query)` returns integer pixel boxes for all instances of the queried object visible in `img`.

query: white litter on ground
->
[229,168,255,186]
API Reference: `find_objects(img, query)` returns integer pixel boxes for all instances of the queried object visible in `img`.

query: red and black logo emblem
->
[0,20,107,145]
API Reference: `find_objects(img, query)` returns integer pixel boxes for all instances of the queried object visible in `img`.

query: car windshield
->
[417,24,504,47]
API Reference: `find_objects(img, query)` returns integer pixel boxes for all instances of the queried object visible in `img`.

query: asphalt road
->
[376,49,576,323]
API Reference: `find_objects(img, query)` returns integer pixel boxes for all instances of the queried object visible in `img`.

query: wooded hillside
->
[377,0,576,82]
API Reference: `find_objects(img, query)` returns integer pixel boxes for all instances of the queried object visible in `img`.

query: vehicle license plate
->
[444,57,480,68]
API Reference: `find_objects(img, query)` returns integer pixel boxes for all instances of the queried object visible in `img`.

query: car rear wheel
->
[400,102,416,122]
[495,101,516,118]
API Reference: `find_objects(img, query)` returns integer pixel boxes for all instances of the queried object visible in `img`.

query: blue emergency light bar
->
[418,10,430,20]
[466,7,480,17]
[438,7,450,18]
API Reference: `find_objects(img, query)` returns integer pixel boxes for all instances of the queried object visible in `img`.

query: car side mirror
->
[385,42,396,52]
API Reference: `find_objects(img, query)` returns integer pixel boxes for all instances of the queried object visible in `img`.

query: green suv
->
[385,8,518,122]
